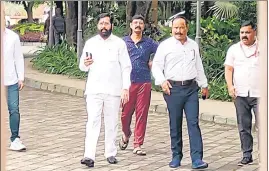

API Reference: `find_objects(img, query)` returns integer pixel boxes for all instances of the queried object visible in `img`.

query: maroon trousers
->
[121,82,151,148]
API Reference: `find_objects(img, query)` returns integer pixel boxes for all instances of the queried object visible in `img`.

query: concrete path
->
[5,87,259,171]
[21,45,256,126]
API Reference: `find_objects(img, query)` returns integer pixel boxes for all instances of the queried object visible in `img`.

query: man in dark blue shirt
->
[119,15,158,156]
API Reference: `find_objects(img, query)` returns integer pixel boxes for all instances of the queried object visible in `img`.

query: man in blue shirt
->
[119,15,158,155]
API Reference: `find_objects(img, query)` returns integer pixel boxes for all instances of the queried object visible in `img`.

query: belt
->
[168,79,195,86]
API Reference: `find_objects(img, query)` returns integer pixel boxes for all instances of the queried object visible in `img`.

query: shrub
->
[10,23,44,35]
[31,41,87,79]
[19,32,43,42]
[10,23,44,42]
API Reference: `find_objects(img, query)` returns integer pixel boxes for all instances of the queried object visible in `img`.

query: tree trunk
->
[82,1,88,40]
[151,0,158,25]
[66,1,78,47]
[126,1,136,33]
[166,2,172,19]
[184,1,192,21]
[135,1,152,23]
[23,1,34,23]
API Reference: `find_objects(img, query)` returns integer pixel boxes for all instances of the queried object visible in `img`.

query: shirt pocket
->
[186,49,196,63]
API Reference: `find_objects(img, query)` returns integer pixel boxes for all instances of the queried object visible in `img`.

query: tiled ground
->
[5,87,259,171]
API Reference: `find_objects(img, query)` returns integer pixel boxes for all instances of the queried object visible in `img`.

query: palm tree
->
[208,2,238,19]
[192,1,239,20]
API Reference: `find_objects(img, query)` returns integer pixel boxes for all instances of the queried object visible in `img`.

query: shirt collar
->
[240,37,258,48]
[97,33,114,41]
[125,35,146,43]
[173,36,190,45]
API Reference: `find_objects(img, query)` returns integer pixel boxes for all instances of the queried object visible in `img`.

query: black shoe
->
[107,156,118,164]
[238,156,253,166]
[81,157,94,167]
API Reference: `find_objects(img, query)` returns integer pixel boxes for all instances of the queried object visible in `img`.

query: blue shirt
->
[123,36,159,83]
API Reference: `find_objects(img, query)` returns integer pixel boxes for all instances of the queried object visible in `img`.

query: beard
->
[98,28,112,38]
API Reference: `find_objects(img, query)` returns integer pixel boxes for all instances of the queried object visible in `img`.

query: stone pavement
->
[5,87,259,171]
[23,57,256,127]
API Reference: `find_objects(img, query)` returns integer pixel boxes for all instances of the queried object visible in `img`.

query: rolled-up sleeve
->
[152,43,166,85]
[195,46,208,88]
[119,41,132,90]
[14,35,24,81]
[79,41,91,72]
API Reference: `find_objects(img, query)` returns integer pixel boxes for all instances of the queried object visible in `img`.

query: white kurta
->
[79,34,132,160]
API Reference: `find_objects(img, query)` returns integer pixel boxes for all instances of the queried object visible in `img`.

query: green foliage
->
[208,80,230,101]
[208,2,239,20]
[31,41,87,79]
[199,17,238,101]
[200,16,240,42]
[234,1,257,23]
[11,23,44,35]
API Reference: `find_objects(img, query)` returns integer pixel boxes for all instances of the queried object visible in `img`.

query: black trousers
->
[234,96,258,158]
[163,82,203,162]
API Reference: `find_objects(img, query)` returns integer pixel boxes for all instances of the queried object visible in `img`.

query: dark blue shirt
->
[123,36,158,83]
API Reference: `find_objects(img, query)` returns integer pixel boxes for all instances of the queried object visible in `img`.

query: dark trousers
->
[163,81,203,162]
[121,82,151,148]
[6,83,21,142]
[54,32,63,45]
[234,96,258,158]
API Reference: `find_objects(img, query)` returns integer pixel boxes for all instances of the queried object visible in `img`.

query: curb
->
[24,77,241,127]
[21,42,46,47]
[23,53,36,58]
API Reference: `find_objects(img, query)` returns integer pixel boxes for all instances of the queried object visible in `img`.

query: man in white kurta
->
[79,13,132,168]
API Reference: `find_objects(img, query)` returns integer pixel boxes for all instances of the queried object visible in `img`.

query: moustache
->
[242,36,248,40]
[175,33,183,36]
[135,26,141,30]
[101,28,108,32]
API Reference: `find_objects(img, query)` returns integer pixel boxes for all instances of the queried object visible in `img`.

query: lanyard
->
[240,41,258,58]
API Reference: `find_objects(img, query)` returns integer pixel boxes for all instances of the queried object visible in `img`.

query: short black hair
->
[97,13,113,24]
[172,15,189,26]
[131,14,145,23]
[241,20,256,30]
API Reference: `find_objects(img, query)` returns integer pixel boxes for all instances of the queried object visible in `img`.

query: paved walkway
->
[5,87,259,171]
[24,56,257,126]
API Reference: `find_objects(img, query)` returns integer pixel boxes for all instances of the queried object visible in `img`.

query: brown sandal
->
[119,136,129,150]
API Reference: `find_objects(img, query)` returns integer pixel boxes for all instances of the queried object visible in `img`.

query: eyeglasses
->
[98,22,111,26]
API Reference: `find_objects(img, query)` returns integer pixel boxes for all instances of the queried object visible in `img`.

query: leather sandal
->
[119,136,129,150]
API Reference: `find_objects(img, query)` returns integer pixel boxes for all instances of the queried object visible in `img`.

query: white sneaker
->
[9,138,26,151]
